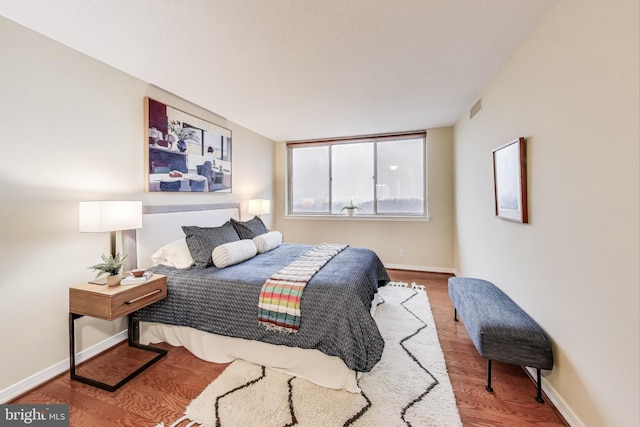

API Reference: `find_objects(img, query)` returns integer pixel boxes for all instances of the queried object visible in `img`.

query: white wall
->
[453,0,639,425]
[0,16,274,395]
[273,127,454,271]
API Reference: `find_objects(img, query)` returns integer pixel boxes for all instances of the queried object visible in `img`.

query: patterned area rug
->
[158,283,462,427]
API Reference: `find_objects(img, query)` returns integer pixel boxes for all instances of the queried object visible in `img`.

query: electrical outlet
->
[399,249,405,257]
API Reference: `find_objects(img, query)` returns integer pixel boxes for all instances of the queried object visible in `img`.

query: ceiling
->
[0,0,556,141]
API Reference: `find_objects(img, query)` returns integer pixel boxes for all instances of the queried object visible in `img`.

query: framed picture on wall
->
[493,137,528,223]
[144,97,232,193]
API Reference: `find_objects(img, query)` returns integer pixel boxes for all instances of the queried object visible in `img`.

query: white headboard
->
[134,203,240,269]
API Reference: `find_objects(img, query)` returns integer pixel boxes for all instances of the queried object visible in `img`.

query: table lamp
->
[248,199,270,217]
[79,201,143,258]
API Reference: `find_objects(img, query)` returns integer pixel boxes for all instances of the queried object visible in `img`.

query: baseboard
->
[0,330,127,403]
[524,367,584,427]
[384,263,456,274]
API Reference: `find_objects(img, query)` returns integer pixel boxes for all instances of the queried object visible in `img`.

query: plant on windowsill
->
[89,252,127,286]
[340,200,360,217]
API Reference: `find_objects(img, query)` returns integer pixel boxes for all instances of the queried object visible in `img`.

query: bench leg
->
[454,308,458,321]
[535,368,545,403]
[486,359,494,392]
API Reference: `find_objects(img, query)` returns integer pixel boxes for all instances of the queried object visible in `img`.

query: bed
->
[131,204,389,392]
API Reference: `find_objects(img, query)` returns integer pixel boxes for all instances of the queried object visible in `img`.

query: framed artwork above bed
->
[144,97,232,193]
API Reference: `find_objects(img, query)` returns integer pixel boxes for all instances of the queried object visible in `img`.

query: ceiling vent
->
[470,98,482,119]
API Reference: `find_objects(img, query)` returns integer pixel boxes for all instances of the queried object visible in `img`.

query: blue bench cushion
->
[448,277,553,370]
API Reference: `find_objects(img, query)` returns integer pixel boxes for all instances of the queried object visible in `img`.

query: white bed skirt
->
[139,293,381,393]
[140,322,362,392]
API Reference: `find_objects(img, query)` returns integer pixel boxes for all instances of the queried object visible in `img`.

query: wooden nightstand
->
[69,273,168,392]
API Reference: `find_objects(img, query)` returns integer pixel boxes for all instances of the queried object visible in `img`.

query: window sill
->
[284,214,431,222]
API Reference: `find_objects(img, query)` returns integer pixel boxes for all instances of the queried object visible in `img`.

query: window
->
[287,131,426,217]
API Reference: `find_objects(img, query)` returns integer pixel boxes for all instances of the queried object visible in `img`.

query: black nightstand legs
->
[69,313,167,392]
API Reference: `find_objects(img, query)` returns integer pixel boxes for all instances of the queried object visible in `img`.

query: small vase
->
[346,209,355,217]
[177,140,187,152]
[106,274,122,287]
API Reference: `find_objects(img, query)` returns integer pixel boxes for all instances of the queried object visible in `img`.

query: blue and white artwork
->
[145,97,232,193]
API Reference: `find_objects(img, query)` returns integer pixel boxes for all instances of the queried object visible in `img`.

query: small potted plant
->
[341,200,360,217]
[89,253,127,286]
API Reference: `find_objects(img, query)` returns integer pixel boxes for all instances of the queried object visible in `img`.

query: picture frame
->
[144,97,232,193]
[492,137,528,223]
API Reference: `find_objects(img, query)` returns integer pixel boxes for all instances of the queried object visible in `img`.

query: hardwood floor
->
[10,270,568,426]
[11,342,226,426]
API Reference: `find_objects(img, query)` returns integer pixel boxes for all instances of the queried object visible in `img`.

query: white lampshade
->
[248,199,271,216]
[79,201,143,232]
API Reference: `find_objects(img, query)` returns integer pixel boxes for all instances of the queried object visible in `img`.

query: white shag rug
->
[158,282,462,427]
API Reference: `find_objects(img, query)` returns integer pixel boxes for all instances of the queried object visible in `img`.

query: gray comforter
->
[134,243,389,372]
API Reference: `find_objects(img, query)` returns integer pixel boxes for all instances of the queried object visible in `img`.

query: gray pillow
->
[230,216,268,240]
[182,222,240,268]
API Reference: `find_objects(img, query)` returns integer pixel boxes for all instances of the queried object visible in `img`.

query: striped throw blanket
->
[258,243,348,333]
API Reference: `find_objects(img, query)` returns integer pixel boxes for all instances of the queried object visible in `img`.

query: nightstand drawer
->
[69,274,167,320]
[110,279,166,318]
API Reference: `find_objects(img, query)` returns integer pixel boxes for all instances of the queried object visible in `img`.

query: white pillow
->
[252,231,283,254]
[151,238,194,269]
[212,239,258,268]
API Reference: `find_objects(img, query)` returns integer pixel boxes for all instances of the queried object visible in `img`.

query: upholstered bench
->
[448,277,553,403]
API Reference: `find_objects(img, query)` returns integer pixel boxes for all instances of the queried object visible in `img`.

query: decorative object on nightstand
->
[88,252,127,286]
[248,199,271,218]
[69,273,168,392]
[131,268,146,277]
[79,201,142,285]
[121,270,151,286]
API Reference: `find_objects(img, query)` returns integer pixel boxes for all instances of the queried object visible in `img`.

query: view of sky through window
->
[289,134,425,216]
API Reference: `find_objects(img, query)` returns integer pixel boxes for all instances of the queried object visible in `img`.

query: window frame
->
[286,131,429,220]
